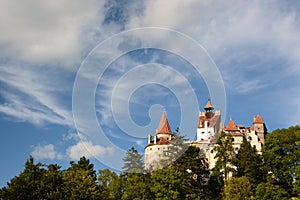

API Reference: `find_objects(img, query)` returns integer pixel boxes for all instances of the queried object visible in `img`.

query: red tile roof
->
[145,137,170,148]
[224,119,238,131]
[156,112,172,135]
[254,115,264,124]
[197,113,220,128]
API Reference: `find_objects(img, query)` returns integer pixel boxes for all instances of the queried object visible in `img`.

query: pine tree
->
[160,128,189,168]
[62,157,100,199]
[0,156,47,199]
[234,136,266,188]
[122,147,144,174]
[213,132,236,181]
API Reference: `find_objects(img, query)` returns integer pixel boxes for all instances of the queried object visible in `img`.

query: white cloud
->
[0,65,73,126]
[126,0,300,91]
[66,140,114,160]
[0,0,105,65]
[31,144,63,160]
[0,0,299,166]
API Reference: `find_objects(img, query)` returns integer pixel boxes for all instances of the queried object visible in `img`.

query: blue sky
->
[1,0,300,186]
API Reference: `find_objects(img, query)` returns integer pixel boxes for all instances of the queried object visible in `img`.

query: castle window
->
[253,145,256,149]
[249,136,252,141]
[235,147,239,151]
[202,131,205,134]
[150,148,152,150]
[211,150,214,153]
[232,138,235,142]
[158,148,160,150]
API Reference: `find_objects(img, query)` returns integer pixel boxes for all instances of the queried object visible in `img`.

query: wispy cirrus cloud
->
[0,65,73,126]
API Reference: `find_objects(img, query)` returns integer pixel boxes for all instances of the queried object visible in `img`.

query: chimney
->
[154,135,157,144]
[148,134,152,144]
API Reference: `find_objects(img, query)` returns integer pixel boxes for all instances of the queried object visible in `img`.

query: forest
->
[0,126,299,200]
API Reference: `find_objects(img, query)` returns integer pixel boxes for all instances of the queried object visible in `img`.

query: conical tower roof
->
[224,118,238,131]
[204,99,214,111]
[156,112,172,135]
[254,114,264,124]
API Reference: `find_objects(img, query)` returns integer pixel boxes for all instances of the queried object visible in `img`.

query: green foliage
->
[98,169,123,199]
[159,128,189,169]
[255,181,290,200]
[62,157,100,199]
[213,132,236,180]
[151,146,212,199]
[263,126,300,193]
[222,176,252,200]
[122,147,144,174]
[294,165,300,197]
[0,156,47,199]
[150,167,183,200]
[42,164,64,199]
[122,173,152,200]
[234,136,266,188]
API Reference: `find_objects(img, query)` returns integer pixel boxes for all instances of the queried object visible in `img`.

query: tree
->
[160,128,189,169]
[213,132,236,181]
[0,156,47,199]
[171,146,210,199]
[122,173,152,200]
[293,165,300,197]
[42,164,64,199]
[263,126,300,193]
[150,167,184,200]
[222,176,252,200]
[255,181,289,200]
[62,157,100,199]
[98,169,124,199]
[234,136,266,188]
[122,147,144,174]
[151,145,212,199]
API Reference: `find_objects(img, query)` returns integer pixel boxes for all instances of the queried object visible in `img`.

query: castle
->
[144,99,267,171]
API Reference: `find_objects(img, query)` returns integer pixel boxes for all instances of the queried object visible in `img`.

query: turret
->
[253,115,266,144]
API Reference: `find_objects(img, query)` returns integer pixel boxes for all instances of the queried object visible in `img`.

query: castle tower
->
[253,115,267,144]
[144,112,173,171]
[196,99,222,142]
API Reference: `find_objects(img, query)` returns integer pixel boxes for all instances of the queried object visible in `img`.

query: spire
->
[204,99,214,111]
[224,118,238,131]
[254,114,264,124]
[156,112,172,135]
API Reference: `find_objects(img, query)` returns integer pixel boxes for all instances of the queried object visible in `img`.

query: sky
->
[0,0,300,186]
